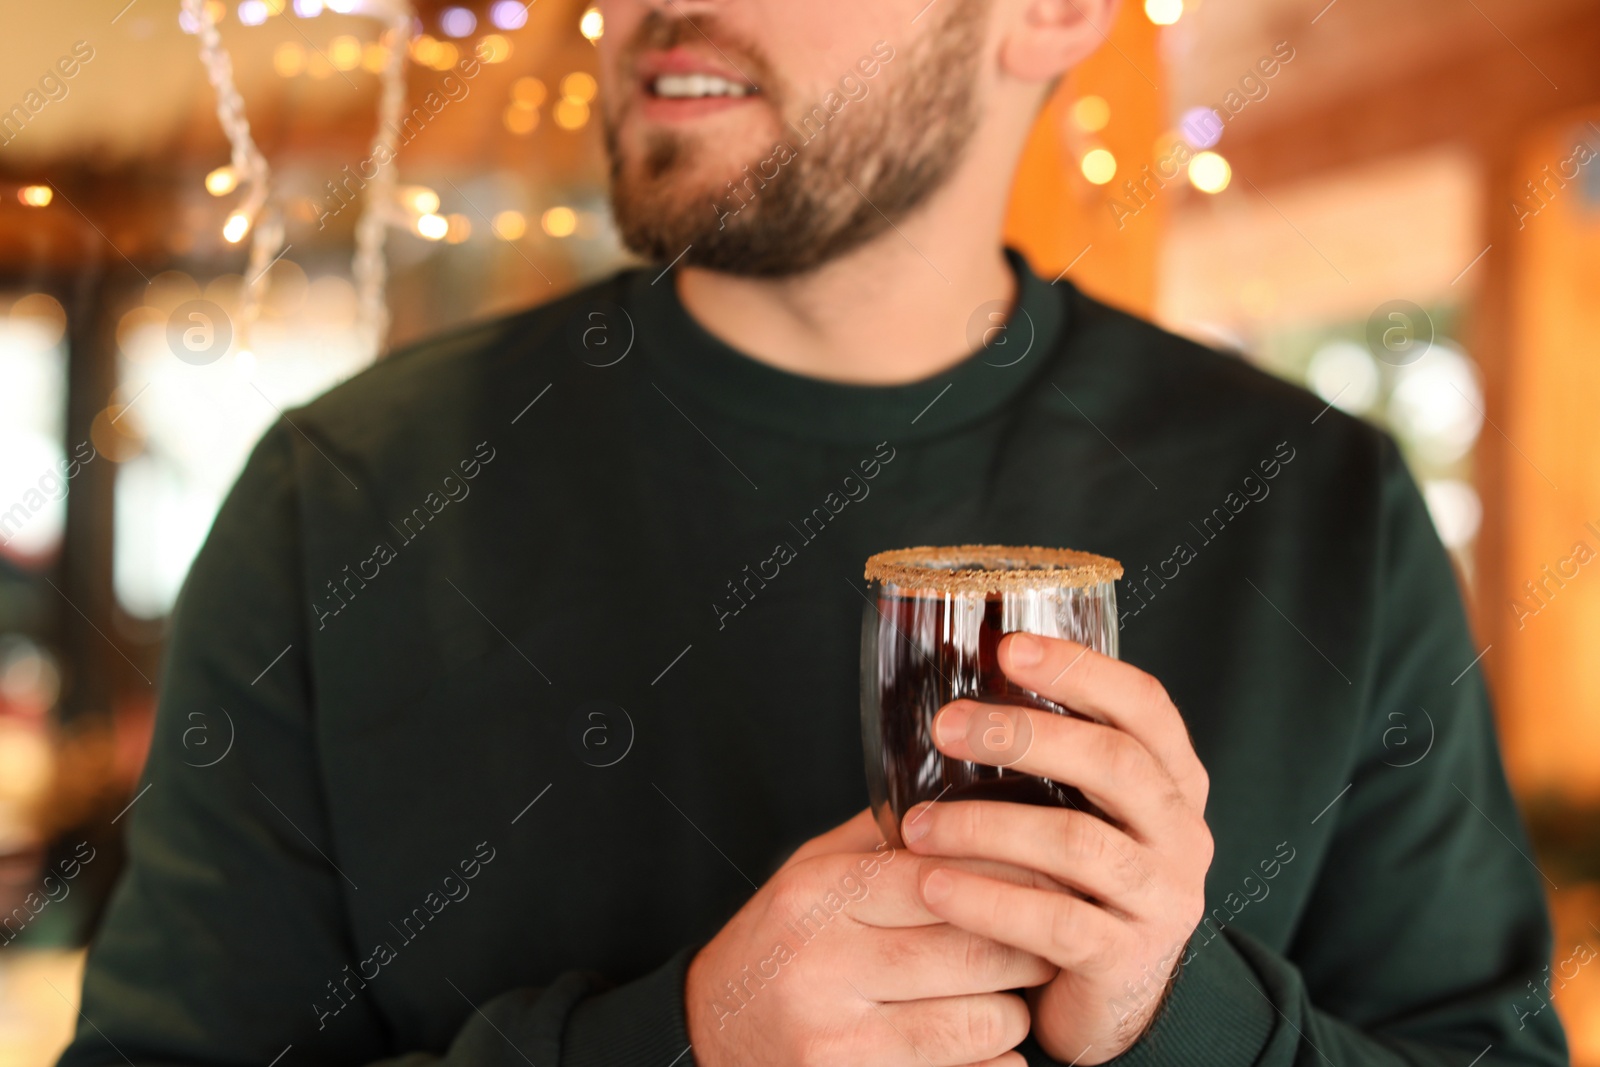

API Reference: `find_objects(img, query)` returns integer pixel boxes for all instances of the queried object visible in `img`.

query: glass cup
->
[860,545,1123,847]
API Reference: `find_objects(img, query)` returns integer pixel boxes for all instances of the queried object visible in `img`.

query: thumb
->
[779,808,885,870]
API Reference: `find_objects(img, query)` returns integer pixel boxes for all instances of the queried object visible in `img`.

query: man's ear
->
[1000,0,1121,83]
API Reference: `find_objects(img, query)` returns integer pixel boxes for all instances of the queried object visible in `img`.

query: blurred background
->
[0,0,1596,1061]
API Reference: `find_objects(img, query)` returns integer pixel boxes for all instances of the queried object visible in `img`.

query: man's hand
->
[900,633,1214,1065]
[685,809,1062,1067]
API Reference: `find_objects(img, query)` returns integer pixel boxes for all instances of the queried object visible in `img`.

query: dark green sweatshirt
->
[59,250,1567,1066]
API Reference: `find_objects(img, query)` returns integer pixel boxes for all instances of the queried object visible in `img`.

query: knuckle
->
[1107,843,1146,899]
[768,869,807,911]
[962,998,1005,1054]
[1108,734,1147,785]
[1136,670,1173,710]
[1085,920,1121,973]
[794,1029,843,1067]
[1051,903,1116,972]
[1058,811,1105,867]
[946,799,985,847]
[770,861,830,917]
[962,933,1009,979]
[1048,899,1082,959]
[1163,785,1190,815]
[1194,817,1217,868]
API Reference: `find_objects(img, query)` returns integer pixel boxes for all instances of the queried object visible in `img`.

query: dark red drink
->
[860,546,1122,846]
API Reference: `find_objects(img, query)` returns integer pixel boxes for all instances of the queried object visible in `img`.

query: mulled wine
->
[861,545,1122,846]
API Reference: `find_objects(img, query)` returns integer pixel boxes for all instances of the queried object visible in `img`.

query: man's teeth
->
[652,73,753,99]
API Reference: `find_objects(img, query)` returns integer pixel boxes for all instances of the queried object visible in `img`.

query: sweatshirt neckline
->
[625,247,1066,443]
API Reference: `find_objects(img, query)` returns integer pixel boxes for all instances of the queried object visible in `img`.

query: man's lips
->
[631,47,763,123]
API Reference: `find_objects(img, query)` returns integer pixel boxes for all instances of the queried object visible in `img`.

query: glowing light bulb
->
[579,6,603,41]
[18,185,53,207]
[400,186,440,215]
[223,212,252,243]
[416,213,449,240]
[206,165,239,196]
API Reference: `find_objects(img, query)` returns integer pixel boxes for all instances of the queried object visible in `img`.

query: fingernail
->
[934,702,971,747]
[902,804,933,844]
[1008,633,1043,667]
[922,869,954,905]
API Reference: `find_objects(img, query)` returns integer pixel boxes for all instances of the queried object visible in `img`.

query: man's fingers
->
[968,1055,1028,1067]
[785,851,1068,929]
[928,705,1185,839]
[780,808,884,870]
[850,924,1057,1001]
[996,633,1208,805]
[917,864,1130,975]
[902,800,1161,917]
[873,992,1032,1067]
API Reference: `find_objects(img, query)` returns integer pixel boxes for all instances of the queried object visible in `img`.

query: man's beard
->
[603,2,987,278]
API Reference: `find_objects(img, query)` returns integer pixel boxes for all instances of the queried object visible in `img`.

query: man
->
[62,0,1567,1064]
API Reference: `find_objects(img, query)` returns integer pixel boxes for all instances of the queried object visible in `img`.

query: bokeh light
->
[541,206,577,237]
[513,76,547,107]
[273,41,306,76]
[1188,151,1232,193]
[415,213,449,241]
[1180,106,1223,149]
[1145,0,1183,25]
[555,98,590,130]
[204,166,238,196]
[490,0,528,30]
[329,35,362,71]
[476,35,512,63]
[1387,343,1484,465]
[1080,148,1117,185]
[492,210,527,240]
[1306,341,1380,416]
[561,72,598,104]
[1070,95,1110,133]
[439,6,476,38]
[1423,479,1483,550]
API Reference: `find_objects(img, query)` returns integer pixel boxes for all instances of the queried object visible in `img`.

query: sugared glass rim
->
[863,544,1123,593]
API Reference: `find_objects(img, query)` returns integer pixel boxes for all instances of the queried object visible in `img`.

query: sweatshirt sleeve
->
[56,421,697,1067]
[1026,440,1568,1067]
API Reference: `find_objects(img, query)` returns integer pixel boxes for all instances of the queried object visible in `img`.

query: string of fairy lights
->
[176,0,604,359]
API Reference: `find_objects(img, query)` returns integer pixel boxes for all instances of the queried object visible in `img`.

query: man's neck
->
[673,228,1015,387]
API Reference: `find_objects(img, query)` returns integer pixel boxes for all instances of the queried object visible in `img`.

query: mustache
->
[618,10,780,103]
